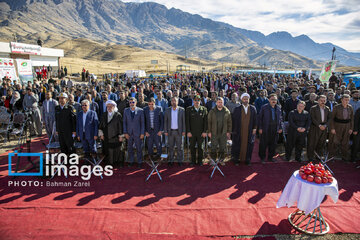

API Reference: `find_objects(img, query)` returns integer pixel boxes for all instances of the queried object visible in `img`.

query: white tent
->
[125,70,146,78]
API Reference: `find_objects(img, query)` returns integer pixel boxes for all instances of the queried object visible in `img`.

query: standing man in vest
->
[329,94,354,161]
[307,95,331,161]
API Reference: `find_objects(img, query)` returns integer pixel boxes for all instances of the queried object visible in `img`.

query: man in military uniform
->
[55,93,76,155]
[186,95,208,166]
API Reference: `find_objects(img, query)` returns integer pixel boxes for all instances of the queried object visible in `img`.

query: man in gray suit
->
[164,96,186,166]
[123,97,145,167]
[41,91,58,138]
[23,87,42,137]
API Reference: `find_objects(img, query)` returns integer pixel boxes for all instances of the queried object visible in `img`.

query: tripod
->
[13,114,40,177]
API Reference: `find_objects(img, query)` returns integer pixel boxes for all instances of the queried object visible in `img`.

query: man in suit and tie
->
[164,96,186,166]
[307,95,331,161]
[76,99,99,158]
[144,98,164,157]
[123,97,145,167]
[41,91,58,138]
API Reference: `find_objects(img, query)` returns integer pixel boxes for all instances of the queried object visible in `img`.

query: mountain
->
[1,0,354,68]
[233,29,360,66]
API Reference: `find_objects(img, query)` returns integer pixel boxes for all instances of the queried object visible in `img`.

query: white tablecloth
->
[276,170,339,214]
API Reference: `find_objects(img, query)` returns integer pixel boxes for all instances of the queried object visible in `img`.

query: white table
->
[276,170,339,235]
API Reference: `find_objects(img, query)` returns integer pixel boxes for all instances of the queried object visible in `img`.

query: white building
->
[0,41,64,67]
[0,41,64,82]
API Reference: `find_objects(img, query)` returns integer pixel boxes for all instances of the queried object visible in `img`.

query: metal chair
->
[0,107,11,144]
[206,137,225,178]
[314,140,334,175]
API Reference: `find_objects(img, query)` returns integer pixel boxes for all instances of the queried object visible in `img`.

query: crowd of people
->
[1,70,359,168]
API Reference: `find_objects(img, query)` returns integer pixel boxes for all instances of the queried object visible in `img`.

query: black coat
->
[55,104,76,136]
[99,111,123,149]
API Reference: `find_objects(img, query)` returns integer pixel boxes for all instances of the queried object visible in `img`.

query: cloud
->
[123,0,360,51]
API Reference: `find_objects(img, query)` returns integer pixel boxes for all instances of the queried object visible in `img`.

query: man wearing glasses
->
[144,98,164,157]
[186,95,208,166]
[123,97,145,167]
[76,100,99,159]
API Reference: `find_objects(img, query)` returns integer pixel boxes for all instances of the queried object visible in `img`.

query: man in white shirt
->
[164,97,185,166]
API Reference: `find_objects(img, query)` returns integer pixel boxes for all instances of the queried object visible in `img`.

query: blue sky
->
[123,0,360,52]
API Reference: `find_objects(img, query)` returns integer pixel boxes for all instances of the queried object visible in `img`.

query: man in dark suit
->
[284,89,300,121]
[98,91,109,119]
[76,99,99,158]
[285,101,311,162]
[144,98,164,157]
[55,93,76,155]
[184,89,197,108]
[258,94,283,163]
[123,97,145,167]
[307,95,331,161]
[205,91,217,112]
[186,95,208,166]
[164,96,186,166]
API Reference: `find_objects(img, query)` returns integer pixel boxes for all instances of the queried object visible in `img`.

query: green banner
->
[320,60,337,82]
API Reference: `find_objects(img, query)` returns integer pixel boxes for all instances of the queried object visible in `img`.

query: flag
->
[320,61,337,82]
[308,68,312,80]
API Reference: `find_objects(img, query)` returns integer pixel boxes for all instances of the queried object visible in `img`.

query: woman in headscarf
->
[9,91,23,114]
[98,100,123,166]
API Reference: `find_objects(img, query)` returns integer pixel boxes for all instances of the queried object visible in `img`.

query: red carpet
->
[0,137,359,239]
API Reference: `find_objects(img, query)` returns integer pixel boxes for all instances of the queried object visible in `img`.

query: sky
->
[123,0,360,52]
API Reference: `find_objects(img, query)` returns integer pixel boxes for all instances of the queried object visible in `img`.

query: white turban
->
[105,100,118,113]
[105,100,116,106]
[240,93,250,100]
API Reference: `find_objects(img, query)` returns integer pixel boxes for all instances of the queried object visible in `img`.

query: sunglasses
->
[129,101,135,104]
[81,105,87,107]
